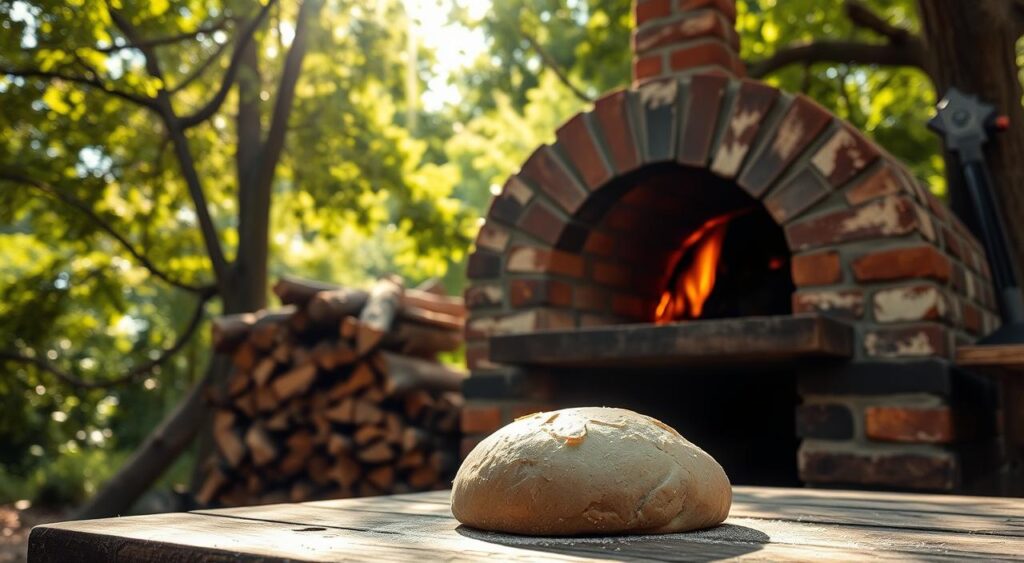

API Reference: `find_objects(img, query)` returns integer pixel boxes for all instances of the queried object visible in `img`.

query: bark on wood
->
[357,276,404,355]
[378,351,465,396]
[272,275,339,306]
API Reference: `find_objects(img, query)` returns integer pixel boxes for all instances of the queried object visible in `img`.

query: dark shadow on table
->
[456,523,769,562]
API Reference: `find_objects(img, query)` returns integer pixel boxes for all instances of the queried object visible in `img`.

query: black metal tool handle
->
[929,88,1024,327]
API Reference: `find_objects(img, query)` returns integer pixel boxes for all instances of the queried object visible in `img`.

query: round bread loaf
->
[451,407,731,536]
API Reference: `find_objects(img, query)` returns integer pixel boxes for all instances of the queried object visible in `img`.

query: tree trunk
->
[73,355,230,519]
[918,0,1024,271]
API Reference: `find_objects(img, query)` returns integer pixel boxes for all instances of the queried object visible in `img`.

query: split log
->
[213,411,245,468]
[245,425,278,467]
[357,276,404,355]
[328,456,361,488]
[414,277,445,295]
[252,357,276,387]
[196,466,227,505]
[354,425,388,446]
[307,288,370,326]
[354,399,384,425]
[324,398,356,424]
[382,322,462,356]
[398,306,464,331]
[273,275,340,306]
[357,440,394,463]
[327,433,353,457]
[366,465,395,491]
[271,362,317,401]
[403,390,435,421]
[377,351,465,396]
[212,308,296,353]
[401,291,464,318]
[326,362,375,400]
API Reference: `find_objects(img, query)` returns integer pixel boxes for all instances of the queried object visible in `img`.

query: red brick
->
[763,167,831,223]
[464,283,503,309]
[612,293,647,318]
[509,279,573,308]
[942,227,968,263]
[863,324,950,358]
[517,200,566,246]
[506,246,585,278]
[792,289,864,319]
[678,0,737,21]
[584,231,616,257]
[852,246,952,283]
[785,196,923,251]
[460,436,484,459]
[592,91,641,173]
[633,11,734,56]
[711,80,780,178]
[865,406,954,444]
[474,221,510,252]
[633,54,663,82]
[668,40,735,73]
[519,146,587,214]
[962,300,983,335]
[873,284,950,324]
[924,190,951,224]
[460,405,502,434]
[555,114,612,190]
[580,314,619,327]
[739,96,833,197]
[795,404,854,440]
[678,74,728,166]
[574,285,612,312]
[799,447,956,491]
[591,260,633,288]
[845,164,907,206]
[635,0,671,25]
[487,175,534,226]
[810,125,881,188]
[604,204,643,232]
[791,251,841,287]
[466,250,501,280]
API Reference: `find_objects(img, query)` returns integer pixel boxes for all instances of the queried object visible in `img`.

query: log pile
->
[197,275,466,506]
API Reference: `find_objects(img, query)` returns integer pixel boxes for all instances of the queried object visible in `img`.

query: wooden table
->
[29,486,1024,561]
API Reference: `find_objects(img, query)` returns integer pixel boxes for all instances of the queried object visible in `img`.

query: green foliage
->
[0,0,472,505]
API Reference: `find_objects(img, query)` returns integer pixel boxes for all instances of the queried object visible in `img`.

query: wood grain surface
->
[28,486,1024,561]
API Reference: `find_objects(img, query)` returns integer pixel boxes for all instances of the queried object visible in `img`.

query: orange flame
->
[655,211,742,323]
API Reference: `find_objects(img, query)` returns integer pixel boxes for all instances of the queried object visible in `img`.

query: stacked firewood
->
[197,275,467,507]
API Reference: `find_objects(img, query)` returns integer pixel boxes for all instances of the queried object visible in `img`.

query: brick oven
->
[461,0,1005,493]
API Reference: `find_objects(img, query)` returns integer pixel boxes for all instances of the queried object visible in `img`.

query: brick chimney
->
[632,0,744,85]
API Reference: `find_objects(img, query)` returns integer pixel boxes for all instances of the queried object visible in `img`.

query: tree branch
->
[168,35,233,94]
[179,0,279,129]
[0,171,214,294]
[517,26,594,103]
[749,0,930,80]
[845,0,911,43]
[93,16,233,53]
[747,39,927,79]
[0,293,212,390]
[107,3,231,284]
[259,0,319,184]
[0,66,158,109]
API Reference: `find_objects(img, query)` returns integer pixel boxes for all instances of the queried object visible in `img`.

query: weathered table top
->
[29,486,1024,561]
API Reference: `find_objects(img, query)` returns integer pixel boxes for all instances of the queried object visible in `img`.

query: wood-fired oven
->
[461,0,1004,493]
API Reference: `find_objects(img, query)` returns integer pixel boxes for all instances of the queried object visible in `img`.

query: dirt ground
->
[0,504,66,563]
